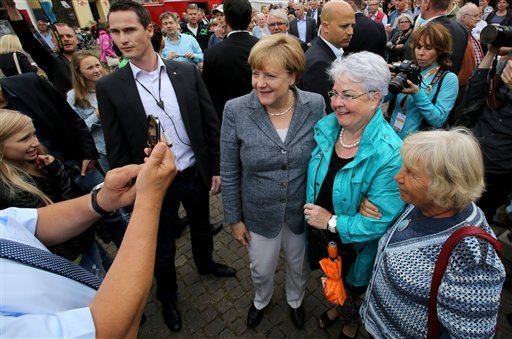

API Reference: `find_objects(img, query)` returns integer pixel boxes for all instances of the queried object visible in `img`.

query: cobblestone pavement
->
[106,194,512,338]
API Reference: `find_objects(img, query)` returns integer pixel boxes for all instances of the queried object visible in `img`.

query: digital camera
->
[388,60,421,95]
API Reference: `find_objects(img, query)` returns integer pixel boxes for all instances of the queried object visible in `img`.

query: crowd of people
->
[0,0,511,338]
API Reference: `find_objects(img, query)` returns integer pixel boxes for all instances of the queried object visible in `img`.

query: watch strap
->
[91,186,109,215]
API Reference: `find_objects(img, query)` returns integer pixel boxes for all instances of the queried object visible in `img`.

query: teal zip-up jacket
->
[306,108,405,286]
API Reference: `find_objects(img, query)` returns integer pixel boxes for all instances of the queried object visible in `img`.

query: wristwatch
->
[91,182,109,216]
[327,215,338,233]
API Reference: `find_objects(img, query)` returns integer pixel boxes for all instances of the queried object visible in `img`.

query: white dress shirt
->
[130,55,196,171]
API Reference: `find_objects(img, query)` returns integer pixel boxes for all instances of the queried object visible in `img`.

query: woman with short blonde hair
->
[360,128,505,338]
[221,34,325,329]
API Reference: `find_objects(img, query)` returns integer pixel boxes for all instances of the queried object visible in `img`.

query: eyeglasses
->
[465,13,481,18]
[268,22,287,28]
[328,89,375,101]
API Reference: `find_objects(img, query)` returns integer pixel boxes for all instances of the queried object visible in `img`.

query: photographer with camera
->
[387,23,458,139]
[457,35,512,226]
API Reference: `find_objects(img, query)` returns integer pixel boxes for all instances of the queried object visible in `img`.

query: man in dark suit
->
[344,0,387,57]
[298,1,355,113]
[97,1,235,333]
[202,0,259,120]
[403,0,467,74]
[289,2,318,46]
[307,0,322,28]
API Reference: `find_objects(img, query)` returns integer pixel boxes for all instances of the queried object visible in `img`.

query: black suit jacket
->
[0,73,98,162]
[403,16,468,74]
[9,19,72,95]
[298,37,336,114]
[289,17,318,44]
[96,60,220,188]
[344,13,387,57]
[307,8,322,28]
[202,32,259,120]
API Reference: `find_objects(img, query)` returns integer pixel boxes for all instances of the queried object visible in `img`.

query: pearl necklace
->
[338,128,360,149]
[266,92,295,117]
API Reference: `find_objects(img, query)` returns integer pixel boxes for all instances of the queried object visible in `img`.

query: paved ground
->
[104,194,512,338]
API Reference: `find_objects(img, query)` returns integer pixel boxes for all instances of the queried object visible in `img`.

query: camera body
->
[481,25,512,47]
[388,60,421,95]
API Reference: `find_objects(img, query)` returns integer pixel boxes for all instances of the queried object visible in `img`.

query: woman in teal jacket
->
[304,52,405,338]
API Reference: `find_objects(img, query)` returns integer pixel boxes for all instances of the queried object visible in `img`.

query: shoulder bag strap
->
[12,52,22,75]
[427,226,503,339]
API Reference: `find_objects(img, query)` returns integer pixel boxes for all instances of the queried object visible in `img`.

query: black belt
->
[176,164,198,179]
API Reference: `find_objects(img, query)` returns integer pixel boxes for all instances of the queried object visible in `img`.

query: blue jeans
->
[78,240,112,281]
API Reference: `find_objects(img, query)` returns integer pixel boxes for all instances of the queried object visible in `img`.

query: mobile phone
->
[147,115,161,150]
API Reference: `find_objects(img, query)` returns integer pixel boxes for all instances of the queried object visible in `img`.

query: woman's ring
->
[305,215,310,221]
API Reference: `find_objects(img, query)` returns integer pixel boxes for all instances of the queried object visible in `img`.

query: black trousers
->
[477,171,512,224]
[154,166,214,303]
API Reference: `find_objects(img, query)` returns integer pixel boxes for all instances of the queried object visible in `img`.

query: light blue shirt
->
[1,208,96,338]
[297,18,307,42]
[388,63,459,139]
[130,56,196,171]
[66,90,106,156]
[252,25,270,39]
[161,33,203,63]
[39,31,55,50]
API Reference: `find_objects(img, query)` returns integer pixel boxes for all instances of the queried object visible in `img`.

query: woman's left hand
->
[304,203,331,230]
[402,80,420,94]
[35,154,55,169]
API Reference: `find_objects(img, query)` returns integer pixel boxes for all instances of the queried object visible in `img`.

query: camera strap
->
[399,69,446,114]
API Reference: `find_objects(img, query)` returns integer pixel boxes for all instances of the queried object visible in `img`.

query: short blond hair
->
[0,35,23,54]
[248,34,305,84]
[401,128,485,210]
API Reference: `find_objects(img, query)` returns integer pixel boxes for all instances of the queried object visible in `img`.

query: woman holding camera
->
[388,22,458,139]
[305,52,404,338]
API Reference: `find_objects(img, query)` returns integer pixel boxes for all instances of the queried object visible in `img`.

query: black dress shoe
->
[210,222,223,235]
[199,262,236,277]
[162,302,182,332]
[247,304,266,328]
[290,304,305,329]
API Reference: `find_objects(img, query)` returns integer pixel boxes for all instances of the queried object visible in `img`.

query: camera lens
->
[389,73,408,95]
[481,25,512,47]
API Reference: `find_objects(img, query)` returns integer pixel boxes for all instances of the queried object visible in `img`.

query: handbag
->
[427,226,503,339]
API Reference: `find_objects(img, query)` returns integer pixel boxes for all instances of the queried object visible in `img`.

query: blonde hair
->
[0,110,52,206]
[70,50,103,108]
[248,34,305,85]
[0,35,23,54]
[401,128,485,210]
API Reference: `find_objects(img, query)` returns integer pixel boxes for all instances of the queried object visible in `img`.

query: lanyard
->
[135,68,164,110]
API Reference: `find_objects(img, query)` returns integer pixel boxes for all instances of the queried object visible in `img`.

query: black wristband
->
[91,183,109,215]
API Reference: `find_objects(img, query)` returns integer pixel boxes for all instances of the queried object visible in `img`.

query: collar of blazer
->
[113,60,192,134]
[247,88,313,147]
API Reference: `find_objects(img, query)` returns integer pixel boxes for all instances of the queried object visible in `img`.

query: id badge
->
[393,112,406,132]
